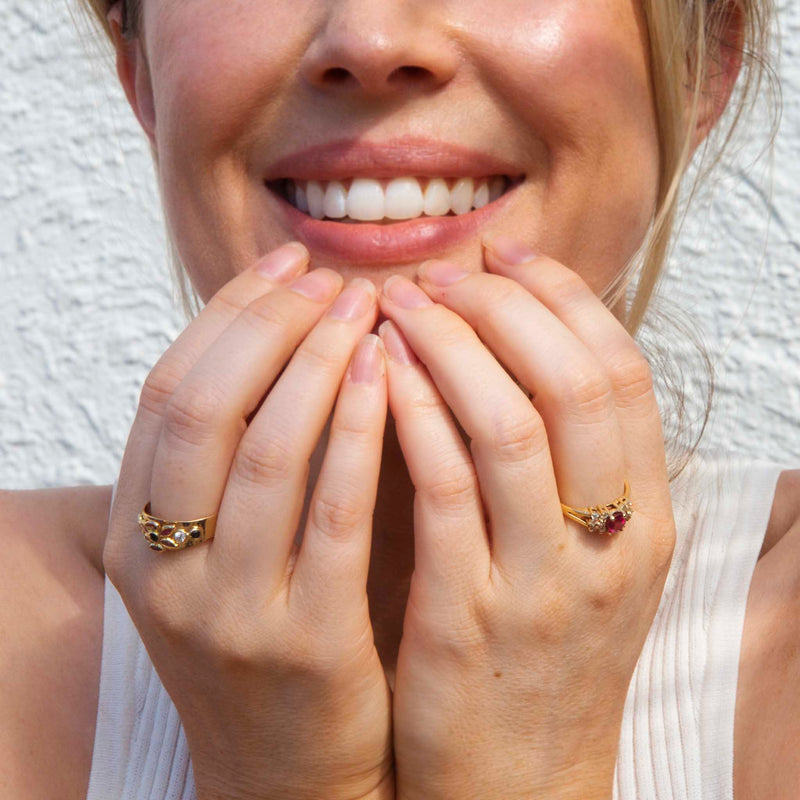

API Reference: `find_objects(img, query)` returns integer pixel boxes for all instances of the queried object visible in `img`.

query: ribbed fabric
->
[612,458,783,799]
[86,458,784,800]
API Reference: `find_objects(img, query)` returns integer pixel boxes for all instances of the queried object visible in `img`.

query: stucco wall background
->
[0,0,798,491]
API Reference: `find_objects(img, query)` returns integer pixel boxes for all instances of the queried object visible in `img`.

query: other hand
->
[104,243,394,800]
[377,235,676,800]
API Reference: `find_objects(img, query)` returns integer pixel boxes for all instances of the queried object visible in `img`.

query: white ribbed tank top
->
[86,458,784,800]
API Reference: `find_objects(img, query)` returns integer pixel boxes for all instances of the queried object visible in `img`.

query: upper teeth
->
[280,176,509,222]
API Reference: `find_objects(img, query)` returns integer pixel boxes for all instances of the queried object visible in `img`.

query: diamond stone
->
[174,530,187,544]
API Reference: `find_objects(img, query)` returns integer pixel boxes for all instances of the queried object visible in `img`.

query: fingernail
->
[419,259,470,287]
[383,275,434,309]
[289,269,341,302]
[328,278,375,321]
[254,242,308,280]
[350,334,383,384]
[378,320,418,366]
[483,234,536,265]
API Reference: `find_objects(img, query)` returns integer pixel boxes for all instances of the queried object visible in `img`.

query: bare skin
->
[0,462,797,798]
[2,1,795,798]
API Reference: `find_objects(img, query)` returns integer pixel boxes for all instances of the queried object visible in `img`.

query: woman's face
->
[132,0,660,308]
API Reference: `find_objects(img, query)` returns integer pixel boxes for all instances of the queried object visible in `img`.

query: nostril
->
[389,65,432,83]
[323,67,352,84]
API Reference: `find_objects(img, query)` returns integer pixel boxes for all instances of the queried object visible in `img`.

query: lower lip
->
[267,183,519,264]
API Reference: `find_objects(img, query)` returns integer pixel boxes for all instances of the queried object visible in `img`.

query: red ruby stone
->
[605,512,627,534]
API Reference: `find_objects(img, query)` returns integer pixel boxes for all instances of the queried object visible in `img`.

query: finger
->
[146,268,343,559]
[209,278,379,585]
[379,276,565,576]
[415,260,627,514]
[377,320,490,603]
[482,237,672,522]
[289,334,388,622]
[105,244,310,585]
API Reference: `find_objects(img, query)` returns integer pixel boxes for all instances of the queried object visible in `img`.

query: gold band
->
[138,503,217,552]
[560,481,633,535]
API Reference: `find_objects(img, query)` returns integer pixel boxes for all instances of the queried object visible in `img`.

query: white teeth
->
[281,175,512,221]
[424,178,451,216]
[450,177,474,215]
[347,178,385,221]
[384,177,425,220]
[323,180,347,219]
[307,180,325,220]
[295,182,309,214]
[473,179,489,209]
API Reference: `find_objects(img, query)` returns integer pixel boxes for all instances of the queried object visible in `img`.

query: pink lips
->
[262,136,523,264]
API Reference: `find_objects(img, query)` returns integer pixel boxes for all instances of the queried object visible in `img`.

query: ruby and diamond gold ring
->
[560,481,633,535]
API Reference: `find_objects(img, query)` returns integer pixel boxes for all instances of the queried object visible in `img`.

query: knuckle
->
[163,386,225,448]
[486,412,546,465]
[139,361,186,417]
[584,554,635,612]
[297,336,345,379]
[547,271,590,309]
[310,491,365,539]
[422,465,479,512]
[607,349,655,408]
[555,365,615,422]
[330,411,374,445]
[240,293,294,337]
[138,574,202,643]
[648,521,677,576]
[406,388,450,421]
[101,539,126,588]
[429,320,469,353]
[206,289,249,320]
[233,433,297,487]
[407,596,487,665]
[489,278,525,309]
[474,282,527,336]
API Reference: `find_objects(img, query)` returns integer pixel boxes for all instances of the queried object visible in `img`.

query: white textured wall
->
[1,0,798,490]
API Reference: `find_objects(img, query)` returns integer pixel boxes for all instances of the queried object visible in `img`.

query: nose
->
[300,0,458,98]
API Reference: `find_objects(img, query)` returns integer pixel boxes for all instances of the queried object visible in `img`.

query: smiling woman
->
[1,1,797,800]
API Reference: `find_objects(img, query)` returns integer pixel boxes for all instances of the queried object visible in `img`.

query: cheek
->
[472,1,660,261]
[143,1,314,294]
[147,1,310,167]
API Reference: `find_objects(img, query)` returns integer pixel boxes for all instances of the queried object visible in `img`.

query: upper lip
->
[264,135,524,182]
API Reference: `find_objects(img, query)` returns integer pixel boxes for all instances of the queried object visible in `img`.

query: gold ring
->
[138,503,217,552]
[560,481,633,535]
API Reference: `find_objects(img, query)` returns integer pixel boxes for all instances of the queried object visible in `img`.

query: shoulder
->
[759,468,800,559]
[0,484,112,799]
[734,469,800,799]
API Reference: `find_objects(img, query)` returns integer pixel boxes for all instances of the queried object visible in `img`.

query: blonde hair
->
[78,0,779,478]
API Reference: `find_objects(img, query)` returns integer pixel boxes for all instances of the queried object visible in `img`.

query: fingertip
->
[482,233,538,268]
[254,241,310,281]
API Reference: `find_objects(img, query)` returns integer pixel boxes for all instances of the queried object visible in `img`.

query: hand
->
[104,243,395,800]
[376,235,676,800]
